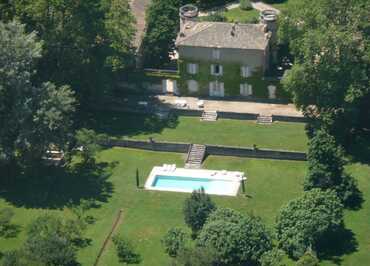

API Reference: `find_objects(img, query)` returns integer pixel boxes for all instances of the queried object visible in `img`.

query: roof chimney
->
[179,4,199,31]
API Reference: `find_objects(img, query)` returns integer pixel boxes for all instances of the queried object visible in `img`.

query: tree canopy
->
[0,21,76,168]
[0,0,136,104]
[304,129,360,206]
[197,208,272,265]
[276,189,344,259]
[279,0,370,143]
[183,188,216,236]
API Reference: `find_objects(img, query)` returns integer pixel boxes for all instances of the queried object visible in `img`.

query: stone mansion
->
[175,5,279,99]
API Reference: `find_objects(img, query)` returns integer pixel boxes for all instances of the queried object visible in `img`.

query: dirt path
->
[93,209,124,266]
[157,95,303,117]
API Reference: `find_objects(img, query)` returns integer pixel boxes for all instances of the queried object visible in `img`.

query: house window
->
[209,81,224,97]
[187,80,198,93]
[211,64,223,76]
[240,83,253,96]
[212,49,220,60]
[187,63,198,74]
[241,65,251,78]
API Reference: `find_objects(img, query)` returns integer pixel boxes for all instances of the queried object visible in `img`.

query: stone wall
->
[104,139,190,153]
[206,144,306,161]
[104,139,306,161]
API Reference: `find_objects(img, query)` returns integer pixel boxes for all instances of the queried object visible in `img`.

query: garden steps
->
[185,144,207,169]
[257,114,273,125]
[201,110,218,121]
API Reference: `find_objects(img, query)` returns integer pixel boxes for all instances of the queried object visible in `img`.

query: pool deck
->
[145,165,245,196]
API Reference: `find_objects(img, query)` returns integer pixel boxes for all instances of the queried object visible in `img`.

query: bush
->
[240,0,253,10]
[296,250,319,266]
[260,248,286,266]
[112,235,141,264]
[304,130,361,207]
[183,188,216,236]
[23,215,79,266]
[197,209,272,265]
[206,208,245,224]
[161,227,187,257]
[173,246,218,266]
[276,189,343,259]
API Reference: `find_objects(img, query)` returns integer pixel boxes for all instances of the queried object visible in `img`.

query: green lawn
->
[224,0,302,23]
[224,7,260,23]
[89,111,308,151]
[0,148,369,265]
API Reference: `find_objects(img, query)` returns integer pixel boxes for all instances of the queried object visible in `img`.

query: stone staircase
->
[257,114,273,124]
[185,144,207,169]
[201,110,218,121]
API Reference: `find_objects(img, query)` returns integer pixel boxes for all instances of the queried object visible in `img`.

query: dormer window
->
[212,49,220,60]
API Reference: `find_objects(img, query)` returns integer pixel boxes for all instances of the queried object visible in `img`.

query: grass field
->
[0,148,368,265]
[89,111,308,151]
[224,0,301,24]
[224,7,260,23]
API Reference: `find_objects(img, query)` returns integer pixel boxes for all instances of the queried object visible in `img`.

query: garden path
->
[156,95,303,117]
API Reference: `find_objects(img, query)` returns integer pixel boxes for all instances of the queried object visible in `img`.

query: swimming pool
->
[145,166,244,196]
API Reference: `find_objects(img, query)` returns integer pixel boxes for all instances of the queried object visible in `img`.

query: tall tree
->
[2,0,136,105]
[197,208,272,265]
[279,0,370,144]
[304,130,359,206]
[183,188,216,237]
[275,189,343,259]
[142,0,181,67]
[0,21,76,167]
[104,0,136,72]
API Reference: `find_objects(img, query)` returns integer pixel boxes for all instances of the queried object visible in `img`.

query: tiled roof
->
[176,22,270,50]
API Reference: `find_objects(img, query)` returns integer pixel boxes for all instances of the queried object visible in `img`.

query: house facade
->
[175,5,280,99]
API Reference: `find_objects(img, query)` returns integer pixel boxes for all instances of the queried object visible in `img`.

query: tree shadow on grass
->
[83,110,179,139]
[0,224,22,238]
[345,131,370,165]
[0,161,115,209]
[316,226,358,265]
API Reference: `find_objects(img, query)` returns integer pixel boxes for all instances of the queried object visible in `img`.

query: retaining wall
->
[104,139,190,153]
[104,139,306,161]
[206,144,306,161]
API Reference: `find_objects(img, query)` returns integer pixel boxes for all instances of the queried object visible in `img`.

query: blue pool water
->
[152,175,233,194]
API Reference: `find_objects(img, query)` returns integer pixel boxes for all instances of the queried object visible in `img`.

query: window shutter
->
[219,65,223,76]
[195,64,198,74]
[246,66,251,77]
[248,84,253,96]
[211,64,214,75]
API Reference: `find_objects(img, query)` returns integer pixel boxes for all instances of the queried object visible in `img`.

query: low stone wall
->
[272,115,308,123]
[172,109,203,117]
[218,111,258,120]
[104,139,306,161]
[104,139,190,153]
[206,145,306,161]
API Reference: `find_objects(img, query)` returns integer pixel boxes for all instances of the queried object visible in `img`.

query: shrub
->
[296,250,319,266]
[183,188,216,236]
[23,215,79,266]
[197,209,272,265]
[304,130,361,207]
[173,246,218,266]
[276,189,343,259]
[260,248,286,266]
[240,0,253,10]
[161,227,187,257]
[206,207,245,224]
[112,235,141,264]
